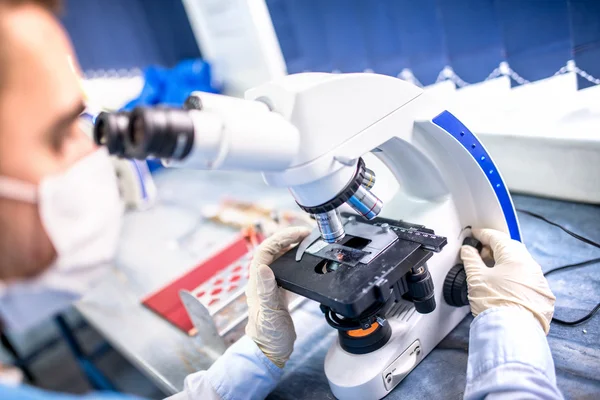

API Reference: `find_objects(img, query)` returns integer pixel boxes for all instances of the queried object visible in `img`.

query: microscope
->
[95,73,521,400]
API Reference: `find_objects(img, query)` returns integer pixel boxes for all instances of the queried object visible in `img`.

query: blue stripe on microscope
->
[132,160,148,200]
[432,111,521,241]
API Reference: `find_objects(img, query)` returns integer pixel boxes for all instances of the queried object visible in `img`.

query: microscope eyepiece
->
[93,111,130,157]
[126,107,195,160]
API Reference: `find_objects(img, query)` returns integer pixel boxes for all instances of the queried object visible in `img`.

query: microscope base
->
[324,301,470,400]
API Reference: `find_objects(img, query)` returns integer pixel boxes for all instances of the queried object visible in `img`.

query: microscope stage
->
[270,217,446,319]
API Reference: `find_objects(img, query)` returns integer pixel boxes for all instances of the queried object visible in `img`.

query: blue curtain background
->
[61,0,600,90]
[437,0,503,84]
[495,0,571,85]
[267,0,600,90]
[569,0,600,89]
[61,0,200,72]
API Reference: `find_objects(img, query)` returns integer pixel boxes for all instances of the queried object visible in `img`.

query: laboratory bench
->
[76,169,600,399]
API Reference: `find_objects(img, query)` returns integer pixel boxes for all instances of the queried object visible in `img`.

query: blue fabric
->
[464,307,563,399]
[355,0,406,77]
[437,0,504,84]
[60,0,600,89]
[185,335,283,400]
[495,0,571,86]
[266,0,591,86]
[0,384,142,400]
[319,0,370,73]
[122,59,220,173]
[390,0,447,85]
[568,0,600,90]
[266,0,447,84]
[123,59,219,111]
[0,337,281,400]
[61,0,200,71]
[265,0,304,74]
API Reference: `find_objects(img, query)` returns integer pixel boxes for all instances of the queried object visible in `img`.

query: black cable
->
[543,258,600,326]
[517,209,600,326]
[544,257,600,277]
[516,208,600,249]
[552,304,600,326]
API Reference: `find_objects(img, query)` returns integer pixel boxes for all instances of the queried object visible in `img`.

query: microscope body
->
[95,72,521,400]
[241,73,520,399]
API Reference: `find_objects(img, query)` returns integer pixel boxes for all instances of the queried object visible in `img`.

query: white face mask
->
[0,148,124,332]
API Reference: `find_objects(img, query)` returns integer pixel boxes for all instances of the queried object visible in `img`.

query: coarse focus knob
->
[443,236,482,307]
[463,237,483,252]
[443,264,469,307]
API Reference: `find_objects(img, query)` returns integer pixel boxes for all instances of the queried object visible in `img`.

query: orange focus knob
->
[347,322,380,338]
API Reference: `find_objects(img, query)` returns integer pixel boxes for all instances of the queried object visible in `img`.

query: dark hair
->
[0,0,62,12]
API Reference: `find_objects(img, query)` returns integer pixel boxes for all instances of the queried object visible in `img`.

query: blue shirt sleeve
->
[0,335,282,400]
[183,335,283,400]
[0,383,143,400]
[464,307,564,400]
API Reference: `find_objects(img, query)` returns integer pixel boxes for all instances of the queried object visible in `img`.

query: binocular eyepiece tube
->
[93,107,196,161]
[93,111,131,157]
[94,92,301,173]
[93,95,384,246]
[127,107,195,160]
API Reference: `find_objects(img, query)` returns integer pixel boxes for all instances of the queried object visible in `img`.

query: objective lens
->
[362,168,376,190]
[93,111,130,156]
[314,209,345,243]
[126,107,195,160]
[347,185,383,220]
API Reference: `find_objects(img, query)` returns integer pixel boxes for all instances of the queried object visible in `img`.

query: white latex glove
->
[245,226,311,368]
[460,228,556,334]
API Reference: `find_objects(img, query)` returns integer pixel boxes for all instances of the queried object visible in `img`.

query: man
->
[0,1,562,399]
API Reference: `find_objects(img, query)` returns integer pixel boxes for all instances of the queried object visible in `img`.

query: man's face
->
[0,5,95,280]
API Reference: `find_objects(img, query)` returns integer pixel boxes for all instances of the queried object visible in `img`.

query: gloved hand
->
[460,228,556,334]
[246,226,311,368]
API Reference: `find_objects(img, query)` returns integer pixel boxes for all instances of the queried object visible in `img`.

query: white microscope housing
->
[100,73,521,400]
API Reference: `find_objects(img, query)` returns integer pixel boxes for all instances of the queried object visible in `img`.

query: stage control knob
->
[443,237,482,307]
[407,266,436,314]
